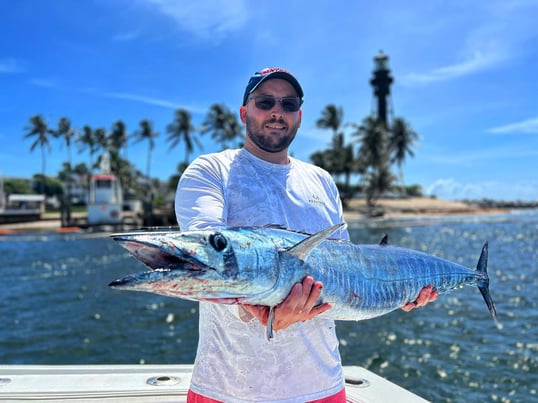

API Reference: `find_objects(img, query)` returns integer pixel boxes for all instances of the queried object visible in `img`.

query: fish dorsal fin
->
[286,223,346,261]
[379,234,389,245]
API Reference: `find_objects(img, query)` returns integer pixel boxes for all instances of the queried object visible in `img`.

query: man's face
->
[240,78,302,157]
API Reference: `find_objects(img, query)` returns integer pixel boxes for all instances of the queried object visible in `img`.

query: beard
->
[245,116,300,153]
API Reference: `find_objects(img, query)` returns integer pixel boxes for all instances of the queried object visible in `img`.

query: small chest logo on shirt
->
[308,194,325,207]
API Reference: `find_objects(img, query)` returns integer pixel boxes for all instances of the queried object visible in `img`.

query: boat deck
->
[0,364,428,402]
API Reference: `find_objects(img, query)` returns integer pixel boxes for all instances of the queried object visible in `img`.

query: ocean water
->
[0,211,537,402]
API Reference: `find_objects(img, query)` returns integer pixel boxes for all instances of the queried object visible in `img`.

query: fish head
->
[109,229,280,303]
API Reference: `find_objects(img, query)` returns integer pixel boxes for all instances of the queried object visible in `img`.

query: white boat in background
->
[0,194,45,224]
[0,364,429,402]
[87,152,123,226]
[87,174,123,225]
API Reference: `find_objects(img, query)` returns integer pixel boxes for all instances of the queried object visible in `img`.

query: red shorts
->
[187,388,347,402]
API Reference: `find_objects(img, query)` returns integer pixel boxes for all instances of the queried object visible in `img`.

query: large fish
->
[109,224,500,339]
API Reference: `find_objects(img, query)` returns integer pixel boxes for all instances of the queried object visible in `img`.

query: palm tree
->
[54,117,75,168]
[77,125,99,174]
[331,132,355,196]
[23,114,53,194]
[93,127,108,152]
[53,117,76,202]
[72,162,91,201]
[201,104,243,150]
[108,120,128,157]
[316,104,343,176]
[316,104,343,135]
[310,150,331,172]
[352,115,393,207]
[354,116,387,170]
[388,117,419,194]
[315,105,355,198]
[168,161,190,193]
[363,160,396,209]
[166,108,201,162]
[90,127,111,173]
[133,119,159,181]
[108,120,129,179]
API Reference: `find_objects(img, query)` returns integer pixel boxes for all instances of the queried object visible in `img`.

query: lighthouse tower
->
[370,51,394,128]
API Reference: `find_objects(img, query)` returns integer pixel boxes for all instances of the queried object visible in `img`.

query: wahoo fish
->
[109,224,500,339]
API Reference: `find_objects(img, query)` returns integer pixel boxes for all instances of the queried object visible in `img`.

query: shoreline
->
[342,197,509,221]
[0,197,513,235]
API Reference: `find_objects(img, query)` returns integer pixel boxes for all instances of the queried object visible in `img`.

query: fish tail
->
[476,242,502,329]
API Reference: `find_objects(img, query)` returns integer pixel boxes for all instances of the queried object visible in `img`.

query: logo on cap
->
[257,67,295,77]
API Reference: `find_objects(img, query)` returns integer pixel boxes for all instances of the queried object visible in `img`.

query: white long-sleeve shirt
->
[175,148,349,403]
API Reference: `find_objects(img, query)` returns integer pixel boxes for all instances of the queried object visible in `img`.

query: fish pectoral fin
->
[267,306,275,341]
[286,223,346,261]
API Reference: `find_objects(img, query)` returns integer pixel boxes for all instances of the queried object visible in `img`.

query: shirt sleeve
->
[174,155,227,231]
[174,156,247,321]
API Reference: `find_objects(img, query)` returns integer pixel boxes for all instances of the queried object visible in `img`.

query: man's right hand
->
[241,276,332,332]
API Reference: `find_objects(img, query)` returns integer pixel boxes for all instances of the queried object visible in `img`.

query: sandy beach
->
[343,197,508,221]
[0,212,88,234]
[0,197,509,234]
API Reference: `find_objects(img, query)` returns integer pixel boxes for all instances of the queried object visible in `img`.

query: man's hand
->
[401,285,439,312]
[241,276,331,332]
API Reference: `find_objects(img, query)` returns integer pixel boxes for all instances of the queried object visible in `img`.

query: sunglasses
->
[247,95,303,112]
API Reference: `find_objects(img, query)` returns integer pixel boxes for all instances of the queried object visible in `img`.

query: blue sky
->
[1,0,537,201]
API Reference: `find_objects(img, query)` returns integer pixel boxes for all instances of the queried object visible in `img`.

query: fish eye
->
[209,233,227,252]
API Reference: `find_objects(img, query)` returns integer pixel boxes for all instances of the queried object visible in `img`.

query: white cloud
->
[486,117,538,134]
[0,58,24,74]
[99,91,207,114]
[29,79,57,88]
[401,50,503,85]
[426,178,476,199]
[425,144,538,165]
[112,31,140,42]
[400,1,538,86]
[144,0,248,39]
[426,178,538,201]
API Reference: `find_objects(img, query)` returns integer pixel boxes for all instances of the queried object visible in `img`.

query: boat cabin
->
[87,174,123,225]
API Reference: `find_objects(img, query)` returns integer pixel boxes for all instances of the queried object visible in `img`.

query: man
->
[175,67,437,402]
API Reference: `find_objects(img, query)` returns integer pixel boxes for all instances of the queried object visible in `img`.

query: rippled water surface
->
[1,211,537,402]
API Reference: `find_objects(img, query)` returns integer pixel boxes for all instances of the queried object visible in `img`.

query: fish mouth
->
[112,235,205,272]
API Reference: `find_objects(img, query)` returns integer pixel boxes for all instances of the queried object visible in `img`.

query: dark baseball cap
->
[242,67,304,105]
